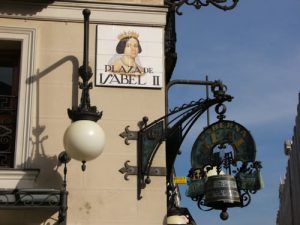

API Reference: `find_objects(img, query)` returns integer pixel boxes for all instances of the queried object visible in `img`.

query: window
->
[0,40,21,168]
[0,26,36,169]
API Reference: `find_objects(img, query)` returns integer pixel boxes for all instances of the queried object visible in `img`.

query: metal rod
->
[82,8,90,76]
[58,151,70,225]
[165,79,221,115]
[68,8,102,122]
[206,75,210,126]
[167,79,217,92]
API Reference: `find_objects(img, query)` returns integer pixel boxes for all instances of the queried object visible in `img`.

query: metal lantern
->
[186,120,263,220]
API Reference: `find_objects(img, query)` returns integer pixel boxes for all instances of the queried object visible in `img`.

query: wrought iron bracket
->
[119,117,167,199]
[119,160,166,181]
[119,79,232,200]
[119,126,138,145]
[119,117,150,145]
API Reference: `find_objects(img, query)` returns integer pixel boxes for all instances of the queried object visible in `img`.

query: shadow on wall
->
[0,209,62,225]
[0,0,55,16]
[0,56,80,225]
[27,124,63,189]
[26,55,79,107]
[24,55,79,189]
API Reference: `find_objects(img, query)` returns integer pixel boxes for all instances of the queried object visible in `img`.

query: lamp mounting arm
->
[67,9,102,122]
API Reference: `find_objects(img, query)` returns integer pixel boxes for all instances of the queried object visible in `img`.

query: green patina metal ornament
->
[191,120,256,168]
[186,120,263,220]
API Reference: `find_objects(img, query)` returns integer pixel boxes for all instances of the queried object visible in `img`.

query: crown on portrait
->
[118,31,139,40]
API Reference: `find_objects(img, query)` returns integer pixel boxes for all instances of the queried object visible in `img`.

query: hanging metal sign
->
[191,120,256,169]
[186,120,262,220]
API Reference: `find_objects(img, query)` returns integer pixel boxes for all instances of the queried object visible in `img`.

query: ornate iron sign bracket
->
[119,160,166,181]
[119,80,232,200]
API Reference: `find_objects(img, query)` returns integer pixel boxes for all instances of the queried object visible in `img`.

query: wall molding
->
[0,1,168,26]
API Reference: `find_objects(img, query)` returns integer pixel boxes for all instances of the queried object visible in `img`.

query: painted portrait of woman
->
[108,31,144,75]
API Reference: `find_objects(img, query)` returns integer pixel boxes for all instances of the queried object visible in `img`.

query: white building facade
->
[0,1,170,224]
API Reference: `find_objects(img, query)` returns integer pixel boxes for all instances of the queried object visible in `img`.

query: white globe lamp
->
[63,120,105,170]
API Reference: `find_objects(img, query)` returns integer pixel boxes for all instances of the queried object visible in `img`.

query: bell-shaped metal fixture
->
[204,174,240,209]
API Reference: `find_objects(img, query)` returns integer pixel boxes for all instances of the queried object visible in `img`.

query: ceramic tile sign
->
[96,25,163,88]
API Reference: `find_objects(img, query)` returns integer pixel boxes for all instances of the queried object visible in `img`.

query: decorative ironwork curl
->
[0,125,14,167]
[119,160,135,181]
[0,189,61,207]
[20,194,35,206]
[165,0,239,15]
[169,98,204,114]
[45,194,60,206]
[0,136,10,145]
[197,198,214,211]
[240,190,251,207]
[0,193,10,205]
[215,103,227,120]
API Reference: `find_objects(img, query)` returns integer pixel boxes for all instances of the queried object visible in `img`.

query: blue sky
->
[170,0,300,224]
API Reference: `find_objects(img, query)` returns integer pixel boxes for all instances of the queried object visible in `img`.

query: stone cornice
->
[0,169,40,188]
[0,1,168,26]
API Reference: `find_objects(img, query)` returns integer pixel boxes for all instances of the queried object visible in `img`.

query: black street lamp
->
[56,8,107,225]
[0,9,105,225]
[63,9,106,171]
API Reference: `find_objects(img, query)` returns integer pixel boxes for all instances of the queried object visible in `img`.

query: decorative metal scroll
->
[191,120,256,168]
[0,95,17,168]
[0,189,62,208]
[0,187,69,225]
[0,125,14,167]
[119,160,167,181]
[165,0,239,15]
